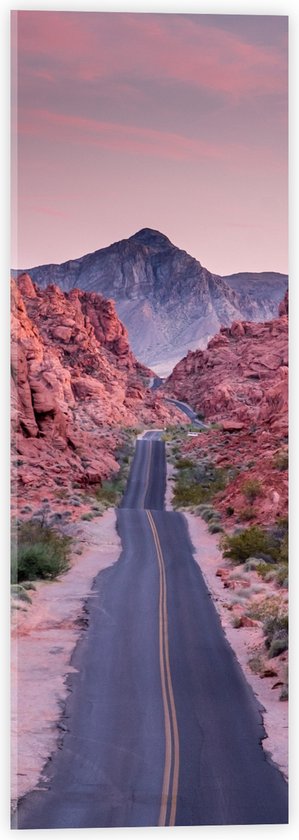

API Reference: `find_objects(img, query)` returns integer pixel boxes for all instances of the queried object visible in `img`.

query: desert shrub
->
[268,638,288,658]
[175,458,194,469]
[226,506,234,517]
[11,584,32,604]
[278,534,288,564]
[280,685,288,701]
[54,488,69,500]
[238,507,255,522]
[201,508,219,522]
[263,613,288,658]
[255,562,274,578]
[173,462,228,509]
[256,561,288,588]
[208,523,223,534]
[81,512,93,521]
[93,479,124,507]
[273,450,288,471]
[275,564,288,588]
[242,478,263,505]
[244,557,263,572]
[232,615,242,628]
[11,520,71,584]
[247,597,280,623]
[173,484,212,507]
[248,655,263,674]
[222,526,278,565]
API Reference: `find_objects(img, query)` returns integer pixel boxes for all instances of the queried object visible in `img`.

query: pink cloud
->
[18,106,284,171]
[31,206,67,218]
[19,108,226,162]
[13,11,287,99]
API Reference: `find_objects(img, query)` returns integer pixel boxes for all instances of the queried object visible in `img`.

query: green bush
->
[173,484,212,507]
[222,526,278,564]
[11,520,71,584]
[175,458,194,469]
[93,478,124,507]
[255,562,274,578]
[173,463,228,509]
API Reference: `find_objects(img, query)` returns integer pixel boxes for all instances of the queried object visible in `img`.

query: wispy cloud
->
[18,107,284,171]
[30,205,67,218]
[15,11,287,100]
[19,108,227,161]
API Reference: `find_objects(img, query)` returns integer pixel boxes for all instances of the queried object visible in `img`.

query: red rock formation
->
[11,276,180,516]
[166,293,288,526]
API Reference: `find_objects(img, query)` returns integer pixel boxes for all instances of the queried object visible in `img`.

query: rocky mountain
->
[11,274,179,515]
[13,229,288,376]
[165,292,288,526]
[224,271,288,319]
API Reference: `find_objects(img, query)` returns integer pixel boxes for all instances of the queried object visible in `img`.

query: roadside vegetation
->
[11,519,71,585]
[82,432,136,514]
[172,453,234,511]
[222,518,288,577]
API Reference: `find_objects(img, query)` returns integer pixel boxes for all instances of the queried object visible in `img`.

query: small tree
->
[242,478,262,506]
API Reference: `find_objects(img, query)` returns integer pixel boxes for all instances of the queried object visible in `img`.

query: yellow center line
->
[146,510,180,827]
[141,440,152,509]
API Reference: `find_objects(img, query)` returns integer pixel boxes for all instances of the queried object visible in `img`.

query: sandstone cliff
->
[13,229,288,375]
[165,293,288,526]
[11,275,179,515]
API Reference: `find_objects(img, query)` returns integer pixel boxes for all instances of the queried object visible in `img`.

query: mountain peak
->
[128,228,173,248]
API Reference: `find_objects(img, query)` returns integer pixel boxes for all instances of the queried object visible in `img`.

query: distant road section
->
[14,433,288,828]
[164,397,209,429]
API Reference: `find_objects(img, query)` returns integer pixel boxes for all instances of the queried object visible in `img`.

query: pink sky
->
[11,11,288,275]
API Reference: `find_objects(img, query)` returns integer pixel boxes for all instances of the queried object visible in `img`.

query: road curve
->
[14,437,288,828]
[163,397,208,429]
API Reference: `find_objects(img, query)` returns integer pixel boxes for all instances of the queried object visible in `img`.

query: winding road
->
[164,397,209,429]
[14,434,288,828]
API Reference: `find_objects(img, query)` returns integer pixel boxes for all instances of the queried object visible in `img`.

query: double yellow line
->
[141,440,152,509]
[146,510,180,827]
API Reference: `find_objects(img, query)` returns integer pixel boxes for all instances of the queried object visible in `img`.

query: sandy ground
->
[166,459,288,780]
[11,510,121,808]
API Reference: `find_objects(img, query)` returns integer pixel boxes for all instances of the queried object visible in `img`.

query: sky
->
[11,11,288,275]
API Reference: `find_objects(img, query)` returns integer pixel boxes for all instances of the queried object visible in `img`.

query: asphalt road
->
[164,397,209,428]
[14,434,288,828]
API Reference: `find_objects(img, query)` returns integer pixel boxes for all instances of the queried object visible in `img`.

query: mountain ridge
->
[13,228,288,375]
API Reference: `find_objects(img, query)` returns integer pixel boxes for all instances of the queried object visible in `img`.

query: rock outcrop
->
[13,229,288,376]
[11,276,179,514]
[166,293,288,526]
